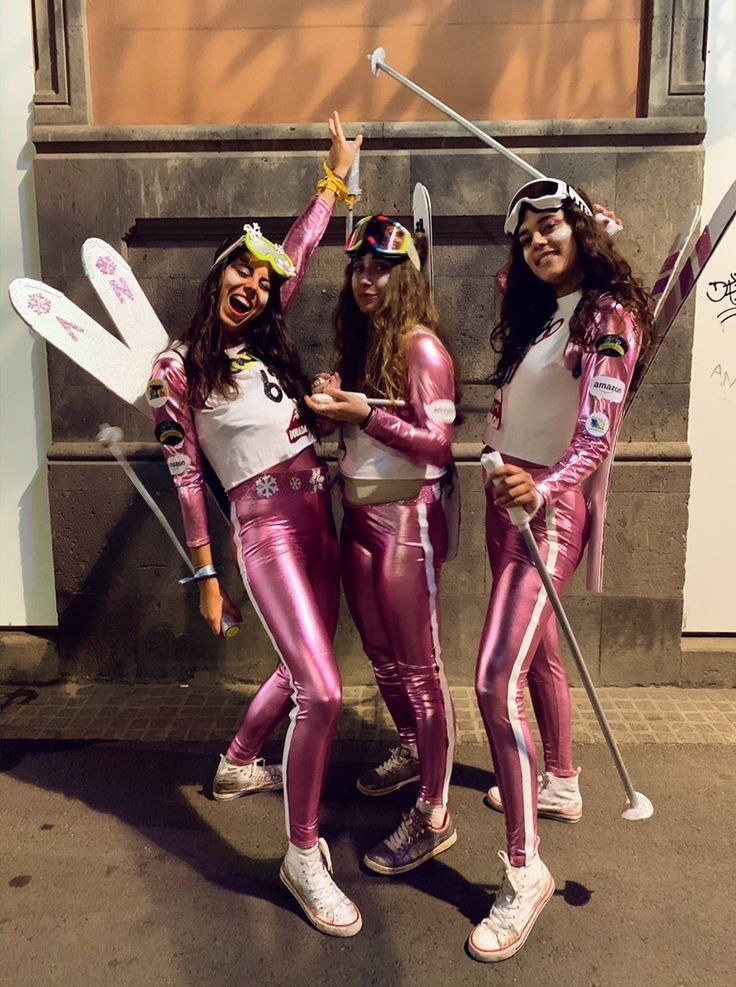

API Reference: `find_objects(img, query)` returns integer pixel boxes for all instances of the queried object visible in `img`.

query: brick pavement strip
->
[0,683,734,744]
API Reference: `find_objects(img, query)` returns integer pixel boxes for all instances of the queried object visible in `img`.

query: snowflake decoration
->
[290,476,302,490]
[255,474,279,498]
[309,468,325,492]
[27,293,51,315]
[95,255,117,276]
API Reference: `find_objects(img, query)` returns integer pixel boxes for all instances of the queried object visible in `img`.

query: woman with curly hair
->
[306,216,459,876]
[468,180,653,963]
[147,114,364,938]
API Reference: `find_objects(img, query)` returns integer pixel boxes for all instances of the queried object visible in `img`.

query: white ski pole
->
[345,149,361,238]
[368,47,621,235]
[369,48,543,180]
[482,450,654,821]
[97,424,240,638]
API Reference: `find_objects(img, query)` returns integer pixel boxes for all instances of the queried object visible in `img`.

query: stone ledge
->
[47,440,693,464]
[680,637,736,687]
[32,117,707,152]
[0,631,60,685]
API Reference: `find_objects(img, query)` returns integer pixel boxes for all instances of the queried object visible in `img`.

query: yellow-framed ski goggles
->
[345,215,421,271]
[213,223,297,279]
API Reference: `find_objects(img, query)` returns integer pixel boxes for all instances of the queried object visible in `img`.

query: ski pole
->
[368,47,544,180]
[482,450,654,821]
[97,424,240,638]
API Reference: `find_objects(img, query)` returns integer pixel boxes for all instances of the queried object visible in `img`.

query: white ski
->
[412,182,434,295]
[8,278,153,414]
[82,238,169,355]
[626,179,736,412]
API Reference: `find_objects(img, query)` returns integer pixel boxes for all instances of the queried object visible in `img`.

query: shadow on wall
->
[84,0,641,125]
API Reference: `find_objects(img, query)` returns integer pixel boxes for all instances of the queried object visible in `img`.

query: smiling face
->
[351,253,395,314]
[517,208,584,296]
[216,251,272,336]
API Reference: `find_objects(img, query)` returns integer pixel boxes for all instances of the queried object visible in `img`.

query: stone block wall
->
[30,127,703,684]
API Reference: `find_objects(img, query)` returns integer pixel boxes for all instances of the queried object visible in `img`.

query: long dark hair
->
[332,233,463,408]
[177,236,317,432]
[490,192,654,387]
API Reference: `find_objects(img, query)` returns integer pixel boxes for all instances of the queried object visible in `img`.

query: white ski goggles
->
[504,179,593,236]
[212,223,297,279]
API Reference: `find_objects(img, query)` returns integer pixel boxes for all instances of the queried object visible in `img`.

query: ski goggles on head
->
[345,215,421,271]
[504,179,593,236]
[212,223,297,279]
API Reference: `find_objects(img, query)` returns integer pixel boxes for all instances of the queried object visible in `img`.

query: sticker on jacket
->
[287,408,309,444]
[589,375,625,403]
[427,398,456,424]
[585,411,610,438]
[146,378,169,408]
[167,454,191,477]
[155,419,185,447]
[595,334,628,358]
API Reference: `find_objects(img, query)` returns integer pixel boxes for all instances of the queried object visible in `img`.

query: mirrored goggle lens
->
[508,180,564,212]
[345,216,372,253]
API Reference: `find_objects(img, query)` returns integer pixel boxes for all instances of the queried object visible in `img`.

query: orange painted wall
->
[86,1,644,125]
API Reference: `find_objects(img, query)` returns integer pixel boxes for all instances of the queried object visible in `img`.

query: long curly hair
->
[176,236,317,432]
[332,233,462,407]
[490,192,654,387]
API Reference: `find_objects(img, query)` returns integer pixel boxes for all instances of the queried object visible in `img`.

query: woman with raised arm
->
[468,180,652,962]
[307,216,459,876]
[147,114,364,938]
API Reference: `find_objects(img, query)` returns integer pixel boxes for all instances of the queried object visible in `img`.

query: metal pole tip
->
[369,47,386,76]
[621,792,654,821]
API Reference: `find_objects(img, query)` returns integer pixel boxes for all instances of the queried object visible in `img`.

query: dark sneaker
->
[356,746,421,797]
[363,808,457,875]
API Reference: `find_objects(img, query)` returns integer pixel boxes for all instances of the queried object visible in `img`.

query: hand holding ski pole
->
[97,424,241,639]
[481,450,654,821]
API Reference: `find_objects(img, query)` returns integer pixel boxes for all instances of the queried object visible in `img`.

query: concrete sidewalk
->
[1,681,735,745]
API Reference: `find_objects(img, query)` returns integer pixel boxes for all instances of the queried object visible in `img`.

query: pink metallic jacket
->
[533,294,641,592]
[149,195,332,547]
[361,331,456,470]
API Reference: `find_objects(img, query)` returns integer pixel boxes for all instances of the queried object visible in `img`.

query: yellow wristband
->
[316,162,356,207]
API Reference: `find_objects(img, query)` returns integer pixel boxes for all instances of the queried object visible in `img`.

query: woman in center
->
[306,215,459,874]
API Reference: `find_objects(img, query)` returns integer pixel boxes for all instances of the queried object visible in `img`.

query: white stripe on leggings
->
[230,505,299,844]
[417,502,456,806]
[505,505,560,862]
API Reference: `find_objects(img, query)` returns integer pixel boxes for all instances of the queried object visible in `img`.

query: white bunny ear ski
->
[412,183,434,296]
[8,278,152,415]
[82,238,169,355]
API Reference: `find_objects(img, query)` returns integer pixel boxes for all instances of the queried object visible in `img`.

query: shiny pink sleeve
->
[149,353,211,548]
[280,195,333,314]
[535,299,641,507]
[363,333,456,469]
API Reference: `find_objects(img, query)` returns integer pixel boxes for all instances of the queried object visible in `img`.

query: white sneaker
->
[468,851,555,962]
[280,839,362,938]
[487,768,582,823]
[212,755,283,801]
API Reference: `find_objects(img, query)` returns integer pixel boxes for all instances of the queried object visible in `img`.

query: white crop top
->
[339,423,444,481]
[194,347,314,490]
[483,290,583,466]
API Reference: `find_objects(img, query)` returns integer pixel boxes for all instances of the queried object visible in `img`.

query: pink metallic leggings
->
[341,486,456,806]
[475,456,589,866]
[226,466,341,849]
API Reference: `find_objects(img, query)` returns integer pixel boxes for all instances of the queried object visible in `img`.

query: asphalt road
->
[2,739,734,987]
